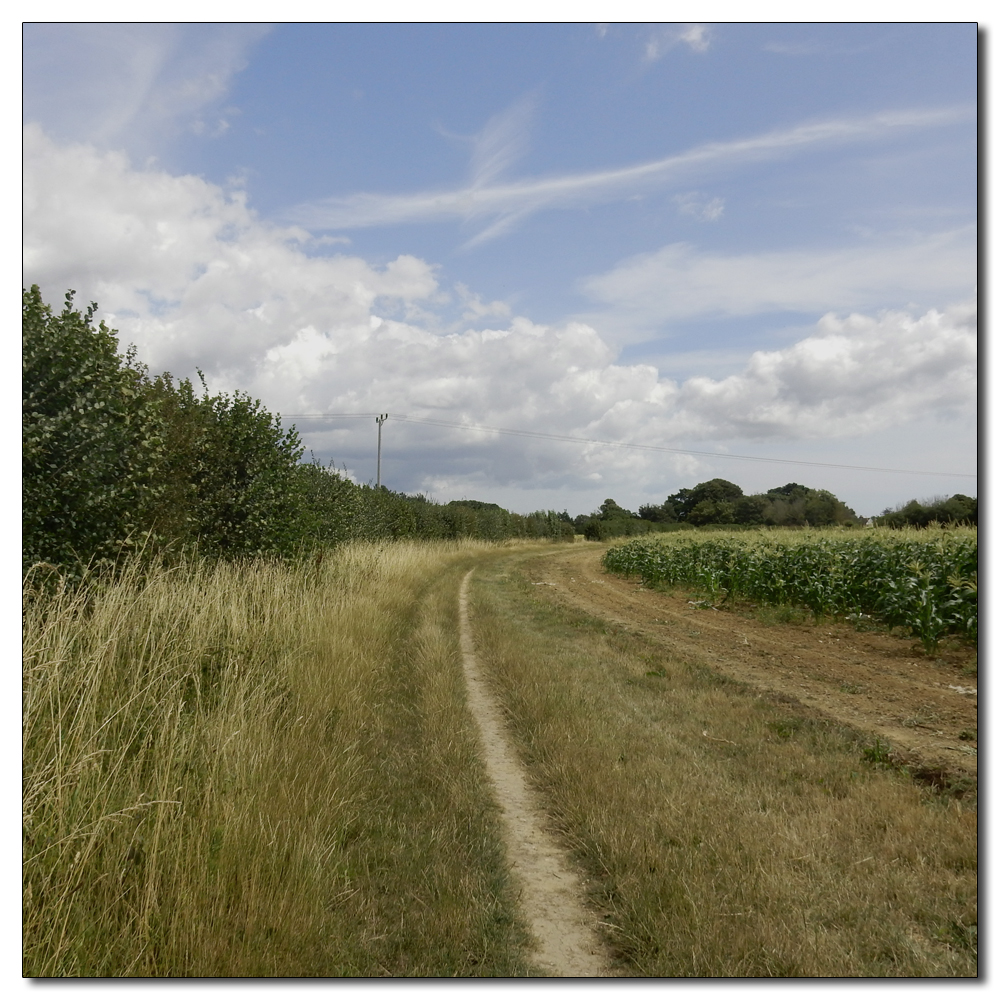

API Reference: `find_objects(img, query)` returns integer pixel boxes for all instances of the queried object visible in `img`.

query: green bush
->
[24,287,304,569]
[23,286,161,572]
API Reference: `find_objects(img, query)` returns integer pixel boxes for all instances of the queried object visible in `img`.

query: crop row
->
[603,531,978,652]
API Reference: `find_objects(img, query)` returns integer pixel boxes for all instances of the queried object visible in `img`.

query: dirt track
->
[521,545,978,785]
[458,571,611,977]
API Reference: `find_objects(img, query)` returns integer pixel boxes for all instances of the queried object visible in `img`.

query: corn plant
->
[603,528,977,648]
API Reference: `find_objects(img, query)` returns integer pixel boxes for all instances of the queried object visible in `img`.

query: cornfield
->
[603,528,977,653]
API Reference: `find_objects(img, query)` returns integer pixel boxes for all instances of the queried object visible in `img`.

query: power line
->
[280,412,976,479]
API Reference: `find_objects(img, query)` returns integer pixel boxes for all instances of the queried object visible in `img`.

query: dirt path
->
[458,571,610,978]
[525,546,978,787]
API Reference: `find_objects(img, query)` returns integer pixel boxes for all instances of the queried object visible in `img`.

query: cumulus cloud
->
[455,284,512,321]
[23,125,976,497]
[23,124,439,382]
[580,229,976,341]
[22,22,269,158]
[673,303,977,439]
[286,105,972,242]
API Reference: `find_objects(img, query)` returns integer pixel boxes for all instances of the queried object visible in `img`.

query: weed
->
[861,737,893,765]
[767,719,804,740]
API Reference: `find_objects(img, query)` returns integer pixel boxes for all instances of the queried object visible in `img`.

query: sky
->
[21,20,979,519]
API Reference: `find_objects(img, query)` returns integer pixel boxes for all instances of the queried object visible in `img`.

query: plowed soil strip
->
[458,571,609,978]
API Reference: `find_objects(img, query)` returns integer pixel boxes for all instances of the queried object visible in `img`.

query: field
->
[23,535,978,977]
[603,527,978,653]
[22,543,535,977]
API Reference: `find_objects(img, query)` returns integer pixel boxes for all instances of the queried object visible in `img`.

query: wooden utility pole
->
[376,413,389,488]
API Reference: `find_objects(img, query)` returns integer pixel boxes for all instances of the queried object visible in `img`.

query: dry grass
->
[23,541,534,977]
[469,554,978,977]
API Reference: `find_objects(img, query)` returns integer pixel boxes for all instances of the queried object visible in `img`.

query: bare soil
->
[522,546,978,789]
[458,571,611,977]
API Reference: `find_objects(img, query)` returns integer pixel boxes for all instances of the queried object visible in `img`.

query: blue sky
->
[22,19,978,517]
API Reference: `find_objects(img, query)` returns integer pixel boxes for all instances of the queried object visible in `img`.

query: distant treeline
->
[23,287,572,575]
[575,478,862,540]
[875,494,977,528]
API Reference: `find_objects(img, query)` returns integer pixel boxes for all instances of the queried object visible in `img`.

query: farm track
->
[458,571,611,977]
[521,545,978,786]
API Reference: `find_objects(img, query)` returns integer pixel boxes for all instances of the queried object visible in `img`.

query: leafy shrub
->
[23,286,161,572]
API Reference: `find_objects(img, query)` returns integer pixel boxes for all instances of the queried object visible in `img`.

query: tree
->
[638,502,677,523]
[878,494,977,528]
[22,286,162,571]
[24,286,306,569]
[598,498,634,520]
[668,479,743,521]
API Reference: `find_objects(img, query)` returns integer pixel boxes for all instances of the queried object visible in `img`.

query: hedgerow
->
[23,286,570,576]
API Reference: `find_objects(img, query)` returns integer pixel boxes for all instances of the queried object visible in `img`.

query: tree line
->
[875,494,977,528]
[576,477,976,541]
[573,478,863,540]
[22,287,572,575]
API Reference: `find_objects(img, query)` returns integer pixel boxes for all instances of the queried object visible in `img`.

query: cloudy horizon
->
[22,22,977,519]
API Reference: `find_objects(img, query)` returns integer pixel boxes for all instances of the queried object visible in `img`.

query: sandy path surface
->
[525,546,978,786]
[458,571,610,978]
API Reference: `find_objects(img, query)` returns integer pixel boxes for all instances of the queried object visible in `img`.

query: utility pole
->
[375,413,389,488]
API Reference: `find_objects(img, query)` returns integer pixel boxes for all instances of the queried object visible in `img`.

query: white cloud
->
[23,126,976,499]
[22,23,269,158]
[645,23,712,60]
[673,302,977,440]
[22,124,439,381]
[580,228,976,341]
[455,284,512,321]
[469,94,536,188]
[674,191,725,221]
[286,105,972,243]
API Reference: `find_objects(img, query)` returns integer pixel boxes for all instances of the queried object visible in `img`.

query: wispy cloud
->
[22,23,270,157]
[646,23,712,60]
[578,227,976,344]
[469,94,536,188]
[674,192,724,221]
[286,105,973,243]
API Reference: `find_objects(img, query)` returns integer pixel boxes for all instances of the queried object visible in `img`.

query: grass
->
[24,537,978,977]
[468,552,978,977]
[23,542,535,977]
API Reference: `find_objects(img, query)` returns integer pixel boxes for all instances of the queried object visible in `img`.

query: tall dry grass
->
[470,554,978,977]
[23,542,533,977]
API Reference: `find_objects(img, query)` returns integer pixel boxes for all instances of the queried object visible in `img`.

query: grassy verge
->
[23,542,534,977]
[469,554,978,977]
